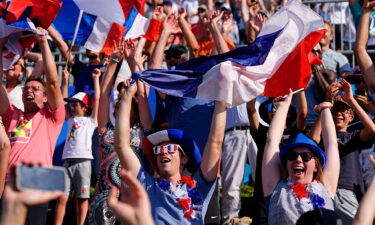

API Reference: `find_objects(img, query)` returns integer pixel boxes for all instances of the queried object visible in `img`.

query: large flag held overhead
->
[0,0,62,70]
[133,0,324,107]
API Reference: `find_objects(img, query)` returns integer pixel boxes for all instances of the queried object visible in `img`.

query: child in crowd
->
[54,68,100,225]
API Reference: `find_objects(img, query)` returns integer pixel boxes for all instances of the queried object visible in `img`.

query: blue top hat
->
[279,133,326,167]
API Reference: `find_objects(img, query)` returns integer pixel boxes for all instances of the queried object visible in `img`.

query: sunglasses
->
[286,151,314,162]
[153,144,185,155]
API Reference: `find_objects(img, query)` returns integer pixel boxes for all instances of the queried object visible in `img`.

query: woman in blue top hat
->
[262,89,340,225]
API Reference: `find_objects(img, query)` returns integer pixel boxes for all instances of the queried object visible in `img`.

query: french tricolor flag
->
[74,12,126,55]
[123,6,149,39]
[0,0,62,70]
[133,0,324,107]
[72,0,149,54]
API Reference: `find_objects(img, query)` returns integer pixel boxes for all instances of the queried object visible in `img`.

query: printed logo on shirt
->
[68,122,81,141]
[9,116,32,144]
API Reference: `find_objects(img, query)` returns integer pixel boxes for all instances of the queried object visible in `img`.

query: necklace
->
[157,176,203,219]
[289,180,326,209]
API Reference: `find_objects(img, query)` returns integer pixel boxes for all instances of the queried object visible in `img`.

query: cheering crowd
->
[1,0,375,224]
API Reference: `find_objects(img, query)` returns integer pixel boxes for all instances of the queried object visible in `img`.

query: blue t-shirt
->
[137,167,216,225]
[71,58,103,95]
[165,96,214,153]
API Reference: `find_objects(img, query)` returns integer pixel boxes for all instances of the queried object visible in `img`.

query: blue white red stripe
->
[134,0,324,107]
[123,6,149,39]
[0,0,61,70]
[75,12,125,54]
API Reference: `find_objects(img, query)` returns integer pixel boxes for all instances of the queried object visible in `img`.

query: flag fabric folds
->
[0,0,62,70]
[74,12,126,55]
[71,0,149,53]
[133,0,324,107]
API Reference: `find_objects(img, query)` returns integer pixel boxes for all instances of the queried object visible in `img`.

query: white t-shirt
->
[62,117,97,160]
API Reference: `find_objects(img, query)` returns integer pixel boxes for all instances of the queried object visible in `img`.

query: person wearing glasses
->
[262,90,340,225]
[114,82,226,225]
[0,29,65,225]
[310,79,375,225]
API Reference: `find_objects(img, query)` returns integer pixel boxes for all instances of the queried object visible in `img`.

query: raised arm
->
[61,68,71,120]
[296,91,307,131]
[200,101,227,182]
[340,79,375,142]
[35,28,64,110]
[262,90,293,196]
[98,40,125,131]
[352,155,375,225]
[148,14,178,69]
[91,68,101,121]
[47,26,74,65]
[0,38,10,115]
[0,118,10,197]
[247,98,259,133]
[178,8,200,59]
[205,11,230,54]
[114,84,141,178]
[354,0,375,91]
[23,52,43,78]
[315,102,339,198]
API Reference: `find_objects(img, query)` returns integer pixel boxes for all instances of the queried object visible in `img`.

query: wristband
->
[110,57,120,63]
[319,105,331,113]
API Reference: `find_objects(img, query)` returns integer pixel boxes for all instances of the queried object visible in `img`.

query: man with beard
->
[0,29,65,225]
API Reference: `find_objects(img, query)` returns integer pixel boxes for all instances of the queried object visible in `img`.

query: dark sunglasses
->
[286,151,314,162]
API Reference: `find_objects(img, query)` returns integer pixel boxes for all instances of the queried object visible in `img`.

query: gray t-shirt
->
[267,180,334,225]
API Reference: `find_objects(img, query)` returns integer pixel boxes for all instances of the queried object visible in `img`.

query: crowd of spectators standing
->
[0,0,375,225]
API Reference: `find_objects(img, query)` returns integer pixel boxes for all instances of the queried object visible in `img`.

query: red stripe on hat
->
[101,23,126,55]
[143,137,158,173]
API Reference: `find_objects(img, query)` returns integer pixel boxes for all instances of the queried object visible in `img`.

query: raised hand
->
[249,11,267,35]
[118,79,137,99]
[111,38,126,60]
[178,7,187,20]
[133,53,148,68]
[339,79,354,103]
[62,68,70,82]
[314,101,333,113]
[108,170,154,225]
[92,68,101,79]
[362,0,375,11]
[326,82,341,102]
[273,88,294,107]
[34,27,49,43]
[152,6,165,21]
[163,13,180,34]
[211,10,224,27]
[123,39,136,60]
[222,15,236,35]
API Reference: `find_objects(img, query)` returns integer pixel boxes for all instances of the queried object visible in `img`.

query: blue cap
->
[279,133,326,167]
